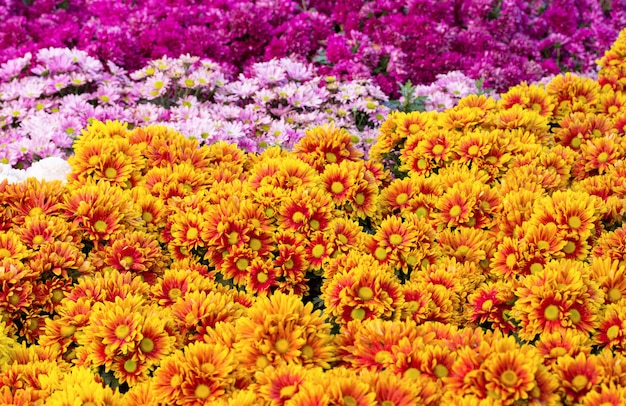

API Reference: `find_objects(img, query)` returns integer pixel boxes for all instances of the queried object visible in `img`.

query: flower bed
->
[1,0,625,94]
[1,28,626,405]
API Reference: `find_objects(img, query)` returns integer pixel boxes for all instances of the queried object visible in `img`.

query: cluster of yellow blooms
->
[2,28,626,406]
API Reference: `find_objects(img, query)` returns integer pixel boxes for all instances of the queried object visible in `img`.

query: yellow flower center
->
[434,364,449,378]
[115,324,130,339]
[481,299,493,312]
[326,152,337,163]
[563,241,576,254]
[124,359,138,373]
[468,145,479,156]
[275,338,290,354]
[312,244,325,258]
[569,309,581,324]
[406,255,417,266]
[32,235,45,246]
[195,384,211,399]
[374,247,388,261]
[228,231,239,245]
[142,211,154,223]
[417,159,428,170]
[301,344,314,359]
[404,368,420,379]
[249,238,262,251]
[338,234,348,244]
[292,212,306,224]
[49,289,63,304]
[505,254,516,269]
[60,325,75,338]
[432,144,445,155]
[331,181,345,195]
[121,255,134,267]
[310,219,320,230]
[571,374,589,392]
[608,287,622,303]
[185,78,195,87]
[537,240,550,251]
[393,192,410,207]
[449,205,462,218]
[530,263,543,274]
[186,227,198,240]
[8,293,19,306]
[381,401,396,406]
[531,103,542,112]
[568,216,582,229]
[415,206,427,218]
[355,193,365,206]
[374,350,392,364]
[236,258,249,271]
[389,233,403,246]
[265,207,275,217]
[607,325,620,340]
[284,259,294,270]
[140,338,154,353]
[29,207,44,217]
[351,308,366,320]
[94,220,107,234]
[609,105,618,114]
[104,167,117,179]
[343,396,358,406]
[256,355,270,369]
[597,152,609,163]
[501,370,518,387]
[168,288,182,301]
[486,155,498,164]
[358,286,374,301]
[570,137,582,148]
[256,272,269,283]
[544,305,560,321]
[409,123,420,133]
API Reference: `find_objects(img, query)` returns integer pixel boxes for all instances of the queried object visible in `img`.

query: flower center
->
[228,231,239,245]
[355,193,365,205]
[186,227,198,240]
[265,207,275,217]
[501,370,518,387]
[256,272,269,283]
[374,247,388,261]
[301,345,314,359]
[389,233,403,246]
[275,338,290,354]
[563,241,576,254]
[432,144,444,155]
[60,325,75,337]
[570,137,582,148]
[343,396,358,406]
[568,216,582,229]
[292,212,306,224]
[331,181,345,195]
[337,234,348,244]
[256,355,269,369]
[326,152,337,163]
[468,145,479,156]
[415,206,427,218]
[32,235,45,245]
[530,263,543,273]
[449,205,462,218]
[481,299,493,312]
[29,207,44,217]
[310,219,320,230]
[236,258,249,271]
[608,287,622,303]
[537,240,550,251]
[404,368,420,379]
[142,211,154,223]
[409,124,420,133]
[571,374,589,392]
[104,167,117,179]
[597,152,609,163]
[94,220,107,234]
[506,254,517,269]
[395,193,409,205]
[358,286,374,301]
[312,244,325,258]
[195,384,211,399]
[52,289,64,303]
[168,288,182,301]
[544,305,560,321]
[434,364,449,378]
[569,309,581,324]
[115,324,130,339]
[140,338,154,353]
[607,325,620,340]
[249,238,262,251]
[351,308,366,320]
[417,159,428,170]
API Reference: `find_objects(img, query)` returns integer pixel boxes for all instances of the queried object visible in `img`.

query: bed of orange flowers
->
[2,28,626,406]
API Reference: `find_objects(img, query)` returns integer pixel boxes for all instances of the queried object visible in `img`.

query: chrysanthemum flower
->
[234,292,334,373]
[253,363,317,405]
[535,329,593,367]
[482,349,539,403]
[325,368,377,406]
[41,366,124,406]
[594,299,626,352]
[30,241,90,281]
[282,379,331,406]
[499,82,556,117]
[168,210,206,258]
[579,382,626,406]
[546,73,601,119]
[324,218,364,259]
[434,183,476,228]
[553,352,602,404]
[367,215,418,269]
[171,290,246,344]
[489,105,550,144]
[318,162,355,206]
[467,281,516,334]
[360,369,425,406]
[0,230,32,262]
[246,256,280,295]
[590,257,626,304]
[578,136,623,178]
[294,124,363,172]
[439,106,486,132]
[437,227,493,266]
[277,186,334,236]
[153,341,237,405]
[4,177,66,224]
[491,187,544,240]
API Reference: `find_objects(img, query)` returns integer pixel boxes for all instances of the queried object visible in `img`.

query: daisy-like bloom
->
[321,262,403,325]
[110,353,151,387]
[0,230,32,262]
[318,162,355,207]
[168,210,206,258]
[3,178,66,224]
[247,256,280,295]
[521,222,567,263]
[18,214,80,251]
[273,233,310,293]
[220,246,258,288]
[546,73,601,119]
[399,281,433,325]
[579,382,626,406]
[253,363,317,405]
[277,186,334,236]
[304,232,334,274]
[41,366,124,406]
[553,352,602,404]
[171,290,246,344]
[529,189,599,239]
[369,111,406,163]
[282,379,331,406]
[455,129,494,166]
[439,105,486,132]
[417,128,457,164]
[30,241,90,281]
[294,124,363,172]
[234,292,334,373]
[0,259,36,317]
[593,224,626,264]
[153,341,237,405]
[553,112,606,150]
[498,82,556,117]
[324,368,377,406]
[360,369,423,406]
[366,215,418,270]
[482,347,540,404]
[594,299,626,352]
[578,135,623,178]
[135,309,177,366]
[394,110,437,139]
[467,281,516,334]
[535,329,593,367]
[437,227,494,266]
[130,186,167,236]
[598,89,626,118]
[490,105,551,144]
[323,217,364,259]
[101,230,168,283]
[511,259,603,342]
[38,296,91,358]
[378,176,419,217]
[434,182,477,229]
[336,318,422,372]
[150,267,215,307]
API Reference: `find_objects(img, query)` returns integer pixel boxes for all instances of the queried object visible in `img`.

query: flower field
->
[2,2,626,406]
